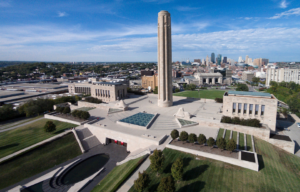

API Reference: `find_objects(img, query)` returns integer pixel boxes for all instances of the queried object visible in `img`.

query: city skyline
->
[0,0,300,62]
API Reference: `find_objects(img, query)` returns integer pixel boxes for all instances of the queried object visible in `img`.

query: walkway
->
[0,117,44,133]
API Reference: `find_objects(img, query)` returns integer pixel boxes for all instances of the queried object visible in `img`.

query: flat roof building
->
[266,68,300,86]
[241,71,254,82]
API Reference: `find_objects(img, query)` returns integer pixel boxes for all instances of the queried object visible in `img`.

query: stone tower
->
[157,10,173,107]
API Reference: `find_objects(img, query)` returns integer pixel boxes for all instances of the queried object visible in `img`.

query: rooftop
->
[227,91,272,98]
[93,82,123,86]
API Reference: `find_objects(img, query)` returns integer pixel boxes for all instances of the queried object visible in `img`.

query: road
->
[0,117,44,133]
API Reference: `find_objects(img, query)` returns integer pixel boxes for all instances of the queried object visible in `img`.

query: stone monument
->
[157,10,173,107]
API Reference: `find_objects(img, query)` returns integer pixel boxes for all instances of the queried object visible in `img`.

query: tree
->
[150,149,164,175]
[179,131,188,142]
[80,111,90,120]
[236,83,249,91]
[63,107,70,114]
[134,171,149,192]
[287,94,300,114]
[171,129,179,140]
[207,137,215,148]
[153,86,158,94]
[44,121,56,132]
[197,134,206,146]
[216,138,226,151]
[157,176,175,192]
[188,133,197,144]
[186,83,196,91]
[72,110,80,118]
[171,158,183,182]
[227,139,236,153]
[174,88,180,92]
[252,77,260,84]
[281,108,289,118]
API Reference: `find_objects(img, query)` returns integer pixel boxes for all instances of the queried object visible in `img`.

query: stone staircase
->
[76,128,101,151]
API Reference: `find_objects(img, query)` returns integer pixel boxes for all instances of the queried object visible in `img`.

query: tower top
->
[158,10,170,16]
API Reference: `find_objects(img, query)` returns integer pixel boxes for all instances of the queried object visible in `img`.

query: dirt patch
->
[170,140,238,159]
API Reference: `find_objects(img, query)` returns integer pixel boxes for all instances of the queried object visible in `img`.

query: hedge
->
[221,116,261,127]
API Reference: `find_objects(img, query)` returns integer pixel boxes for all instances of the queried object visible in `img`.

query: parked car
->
[297,123,300,128]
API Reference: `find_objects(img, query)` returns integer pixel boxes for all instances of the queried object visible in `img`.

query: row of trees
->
[221,116,261,127]
[56,106,71,114]
[71,110,90,120]
[84,97,102,104]
[235,83,249,91]
[0,104,23,122]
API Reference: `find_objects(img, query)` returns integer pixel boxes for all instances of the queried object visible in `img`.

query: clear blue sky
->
[0,0,300,62]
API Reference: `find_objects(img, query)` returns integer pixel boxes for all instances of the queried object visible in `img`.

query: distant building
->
[194,59,201,63]
[141,69,154,76]
[238,56,243,63]
[223,57,227,64]
[141,75,158,91]
[172,69,181,78]
[216,54,222,65]
[253,58,269,67]
[211,53,215,63]
[241,71,254,81]
[223,91,278,131]
[194,72,223,85]
[266,68,300,86]
[206,55,209,66]
[245,55,249,64]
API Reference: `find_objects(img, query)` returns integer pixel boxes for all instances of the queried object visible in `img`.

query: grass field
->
[92,156,143,192]
[173,90,225,100]
[224,130,231,141]
[0,119,77,159]
[232,131,237,142]
[217,128,224,140]
[247,135,253,152]
[0,133,81,189]
[129,138,300,192]
[239,133,245,150]
[0,115,43,130]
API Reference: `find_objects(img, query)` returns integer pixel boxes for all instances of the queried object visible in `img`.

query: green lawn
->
[0,119,77,159]
[239,133,245,150]
[0,115,43,130]
[217,129,224,140]
[225,130,231,141]
[0,133,81,189]
[173,90,225,100]
[92,156,144,192]
[129,138,300,192]
[232,131,237,143]
[247,135,253,152]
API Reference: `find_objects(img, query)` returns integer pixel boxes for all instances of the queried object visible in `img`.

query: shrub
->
[71,110,80,118]
[188,133,197,144]
[227,139,237,153]
[150,149,164,175]
[175,88,180,93]
[236,83,249,91]
[134,171,149,192]
[85,97,102,104]
[171,129,179,140]
[216,138,226,151]
[207,137,215,148]
[197,134,206,145]
[215,98,223,103]
[62,107,70,114]
[56,107,63,113]
[153,86,158,94]
[232,117,241,124]
[221,116,232,123]
[221,116,261,127]
[80,111,90,120]
[44,121,56,132]
[171,158,183,182]
[157,176,175,192]
[179,131,188,142]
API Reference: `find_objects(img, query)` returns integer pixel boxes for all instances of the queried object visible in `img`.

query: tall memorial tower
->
[157,10,173,107]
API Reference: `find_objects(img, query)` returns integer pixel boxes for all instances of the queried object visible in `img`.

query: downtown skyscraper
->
[211,53,215,63]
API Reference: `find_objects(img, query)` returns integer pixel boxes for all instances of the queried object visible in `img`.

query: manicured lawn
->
[247,135,253,152]
[129,138,300,192]
[225,130,231,141]
[173,90,225,100]
[232,131,237,143]
[0,115,43,130]
[92,156,144,192]
[217,128,224,140]
[0,119,77,159]
[239,133,245,150]
[0,133,81,189]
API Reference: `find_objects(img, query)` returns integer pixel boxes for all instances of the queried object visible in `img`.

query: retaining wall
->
[44,114,82,125]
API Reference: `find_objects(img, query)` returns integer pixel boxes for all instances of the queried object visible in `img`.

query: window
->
[261,105,265,116]
[233,103,236,113]
[255,104,259,115]
[244,104,247,114]
[249,104,253,114]
[238,103,242,113]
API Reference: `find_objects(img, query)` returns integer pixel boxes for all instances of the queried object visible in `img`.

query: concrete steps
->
[81,136,101,150]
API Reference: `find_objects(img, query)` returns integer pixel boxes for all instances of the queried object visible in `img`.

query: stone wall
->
[44,114,81,125]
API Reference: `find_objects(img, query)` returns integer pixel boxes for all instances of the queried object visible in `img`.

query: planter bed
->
[53,113,85,123]
[170,139,238,159]
[241,151,255,162]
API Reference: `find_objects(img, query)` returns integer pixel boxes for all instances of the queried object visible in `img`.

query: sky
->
[0,0,300,62]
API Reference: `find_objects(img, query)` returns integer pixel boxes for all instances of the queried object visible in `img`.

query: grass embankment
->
[217,128,224,140]
[247,135,253,152]
[0,115,43,130]
[232,131,237,142]
[0,133,81,189]
[0,119,77,159]
[224,130,231,141]
[173,90,225,100]
[129,138,300,192]
[239,133,245,150]
[92,156,144,192]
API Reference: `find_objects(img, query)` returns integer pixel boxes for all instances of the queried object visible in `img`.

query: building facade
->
[194,73,223,85]
[68,82,128,102]
[211,53,215,63]
[223,91,278,131]
[157,10,173,107]
[266,68,300,86]
[241,71,254,81]
[141,75,158,90]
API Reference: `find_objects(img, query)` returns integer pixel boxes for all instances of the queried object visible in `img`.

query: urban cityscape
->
[1,0,300,192]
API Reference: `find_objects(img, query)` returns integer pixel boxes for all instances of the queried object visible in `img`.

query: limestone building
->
[194,72,223,85]
[68,82,128,102]
[141,75,158,91]
[223,91,278,131]
[241,71,254,81]
[157,10,173,107]
[266,68,300,86]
